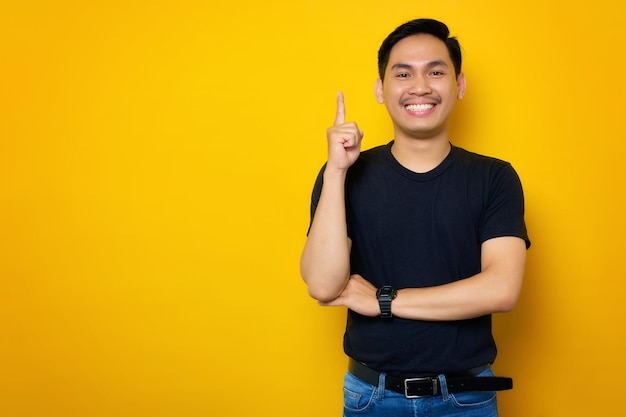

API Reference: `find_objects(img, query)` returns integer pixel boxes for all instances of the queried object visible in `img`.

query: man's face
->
[375,34,466,141]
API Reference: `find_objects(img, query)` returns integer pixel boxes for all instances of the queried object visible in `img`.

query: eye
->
[396,72,410,79]
[430,70,445,77]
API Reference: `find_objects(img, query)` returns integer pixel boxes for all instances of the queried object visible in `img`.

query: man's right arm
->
[299,92,363,302]
[300,168,352,302]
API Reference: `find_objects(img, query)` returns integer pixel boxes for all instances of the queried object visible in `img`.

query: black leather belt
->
[348,358,512,398]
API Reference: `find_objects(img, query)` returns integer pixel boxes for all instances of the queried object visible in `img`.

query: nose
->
[409,73,431,95]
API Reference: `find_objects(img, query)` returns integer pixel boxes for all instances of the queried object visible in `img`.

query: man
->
[300,18,530,416]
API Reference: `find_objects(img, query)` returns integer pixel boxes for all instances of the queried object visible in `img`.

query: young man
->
[300,19,530,416]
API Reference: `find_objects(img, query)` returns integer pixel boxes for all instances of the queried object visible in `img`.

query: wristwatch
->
[376,285,397,318]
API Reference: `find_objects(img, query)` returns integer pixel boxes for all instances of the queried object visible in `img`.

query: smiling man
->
[300,19,531,417]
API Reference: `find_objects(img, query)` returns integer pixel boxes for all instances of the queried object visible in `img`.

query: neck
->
[391,135,451,173]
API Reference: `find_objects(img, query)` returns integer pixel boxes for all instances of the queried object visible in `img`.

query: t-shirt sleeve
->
[480,163,531,248]
[307,164,325,236]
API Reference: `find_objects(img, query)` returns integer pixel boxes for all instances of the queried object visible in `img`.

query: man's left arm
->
[319,236,527,320]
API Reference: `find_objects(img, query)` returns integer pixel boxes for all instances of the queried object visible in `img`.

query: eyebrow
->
[390,60,450,71]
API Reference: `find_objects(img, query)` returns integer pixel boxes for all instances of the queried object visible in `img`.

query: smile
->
[405,103,435,111]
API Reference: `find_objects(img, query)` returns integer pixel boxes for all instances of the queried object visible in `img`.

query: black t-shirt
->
[309,142,530,377]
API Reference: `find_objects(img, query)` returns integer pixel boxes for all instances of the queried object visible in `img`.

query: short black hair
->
[377,18,462,80]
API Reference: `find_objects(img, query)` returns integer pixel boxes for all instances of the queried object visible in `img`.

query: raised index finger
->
[334,91,345,126]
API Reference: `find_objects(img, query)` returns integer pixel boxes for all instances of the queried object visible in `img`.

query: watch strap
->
[377,285,396,318]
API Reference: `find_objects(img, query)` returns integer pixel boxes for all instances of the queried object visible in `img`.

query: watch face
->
[377,286,396,299]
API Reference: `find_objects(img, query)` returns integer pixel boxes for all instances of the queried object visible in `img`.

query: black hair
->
[377,18,462,80]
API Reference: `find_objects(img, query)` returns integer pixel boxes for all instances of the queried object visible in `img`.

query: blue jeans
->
[342,366,499,417]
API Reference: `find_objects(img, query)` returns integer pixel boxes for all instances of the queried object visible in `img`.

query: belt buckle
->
[404,377,438,398]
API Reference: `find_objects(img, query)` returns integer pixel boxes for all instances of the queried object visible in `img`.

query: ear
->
[456,72,466,100]
[374,78,384,104]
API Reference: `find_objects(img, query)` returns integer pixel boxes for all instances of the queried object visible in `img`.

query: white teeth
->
[405,104,434,111]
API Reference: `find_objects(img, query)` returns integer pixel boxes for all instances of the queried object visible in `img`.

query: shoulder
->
[449,147,526,208]
[454,146,511,169]
[452,146,520,181]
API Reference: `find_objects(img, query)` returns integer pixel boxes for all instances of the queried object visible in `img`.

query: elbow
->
[300,259,348,303]
[494,298,517,313]
[301,269,345,302]
[492,289,520,313]
[305,281,342,303]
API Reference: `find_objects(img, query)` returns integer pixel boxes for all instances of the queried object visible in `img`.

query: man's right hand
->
[325,92,363,171]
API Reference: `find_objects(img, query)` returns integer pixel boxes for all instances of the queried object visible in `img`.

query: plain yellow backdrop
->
[1,1,625,416]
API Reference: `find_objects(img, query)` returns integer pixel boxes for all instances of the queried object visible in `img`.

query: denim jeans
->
[342,366,499,417]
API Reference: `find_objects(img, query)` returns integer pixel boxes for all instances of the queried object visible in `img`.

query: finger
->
[334,91,345,126]
[342,129,363,148]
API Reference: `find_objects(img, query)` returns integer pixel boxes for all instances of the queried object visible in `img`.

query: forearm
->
[392,272,520,321]
[300,169,352,302]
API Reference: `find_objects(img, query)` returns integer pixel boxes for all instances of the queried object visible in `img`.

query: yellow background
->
[1,1,624,416]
